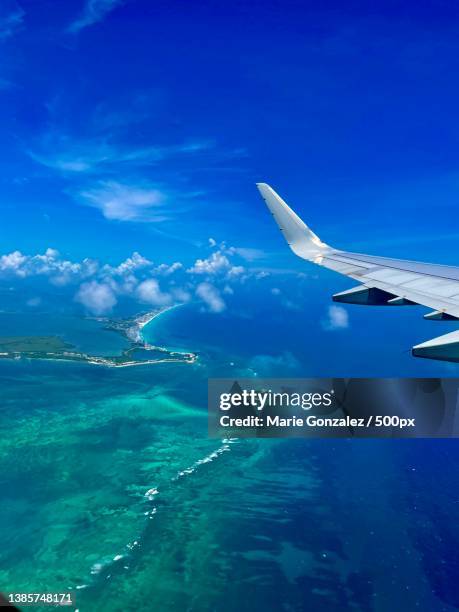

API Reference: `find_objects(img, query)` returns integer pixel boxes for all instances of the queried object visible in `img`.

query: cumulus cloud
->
[105,251,151,275]
[0,246,238,292]
[188,251,231,275]
[171,287,191,303]
[187,241,262,280]
[0,239,264,315]
[227,265,245,278]
[0,248,98,284]
[154,262,182,275]
[321,305,349,331]
[207,240,264,262]
[75,281,117,314]
[75,180,167,222]
[136,279,172,306]
[196,282,226,313]
[112,273,138,295]
[68,0,124,33]
[188,250,245,278]
[0,250,28,276]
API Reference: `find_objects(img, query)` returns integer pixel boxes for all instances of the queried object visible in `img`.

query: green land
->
[0,310,196,367]
[0,335,71,352]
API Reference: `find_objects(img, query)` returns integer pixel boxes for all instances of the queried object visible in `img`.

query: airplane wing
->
[257,182,459,362]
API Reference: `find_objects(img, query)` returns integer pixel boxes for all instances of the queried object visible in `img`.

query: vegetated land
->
[0,310,197,367]
[0,336,70,352]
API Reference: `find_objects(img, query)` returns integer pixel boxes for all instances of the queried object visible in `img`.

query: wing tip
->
[256,182,270,192]
[256,181,331,259]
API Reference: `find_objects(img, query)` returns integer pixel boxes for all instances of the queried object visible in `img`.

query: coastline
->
[0,303,196,368]
[138,303,183,343]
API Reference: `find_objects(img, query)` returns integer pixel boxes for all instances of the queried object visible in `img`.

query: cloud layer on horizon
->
[0,241,264,315]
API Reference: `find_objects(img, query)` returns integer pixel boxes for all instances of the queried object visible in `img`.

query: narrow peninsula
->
[0,307,196,367]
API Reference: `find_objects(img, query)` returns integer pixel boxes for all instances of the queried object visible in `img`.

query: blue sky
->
[1,0,459,333]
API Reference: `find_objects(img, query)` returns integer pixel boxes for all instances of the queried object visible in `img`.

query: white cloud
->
[228,247,265,261]
[171,287,191,303]
[154,262,183,275]
[0,251,28,276]
[114,273,138,294]
[0,238,260,299]
[0,248,100,285]
[209,241,264,262]
[188,250,245,279]
[321,305,349,331]
[68,0,124,33]
[196,282,226,313]
[76,181,166,222]
[227,265,244,277]
[75,281,117,314]
[136,279,172,306]
[0,240,264,315]
[106,251,151,275]
[0,248,179,292]
[188,251,231,275]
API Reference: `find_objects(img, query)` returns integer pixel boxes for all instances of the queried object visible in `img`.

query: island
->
[0,308,197,368]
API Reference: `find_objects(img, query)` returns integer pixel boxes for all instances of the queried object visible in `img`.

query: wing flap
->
[413,330,459,362]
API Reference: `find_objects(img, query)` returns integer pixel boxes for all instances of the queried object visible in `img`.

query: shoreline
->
[136,303,183,343]
[0,303,196,368]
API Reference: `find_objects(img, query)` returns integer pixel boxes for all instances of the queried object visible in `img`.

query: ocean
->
[1,301,459,611]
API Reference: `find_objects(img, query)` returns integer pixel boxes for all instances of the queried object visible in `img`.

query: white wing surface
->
[257,182,459,362]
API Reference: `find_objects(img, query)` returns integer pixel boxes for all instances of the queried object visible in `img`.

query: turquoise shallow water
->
[1,302,459,611]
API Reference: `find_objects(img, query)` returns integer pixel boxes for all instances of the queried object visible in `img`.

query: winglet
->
[256,183,330,261]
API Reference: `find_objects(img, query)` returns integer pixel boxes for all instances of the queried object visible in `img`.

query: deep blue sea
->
[1,293,459,611]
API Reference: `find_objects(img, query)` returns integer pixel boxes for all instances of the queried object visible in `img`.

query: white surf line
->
[171,438,238,481]
[71,438,238,600]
